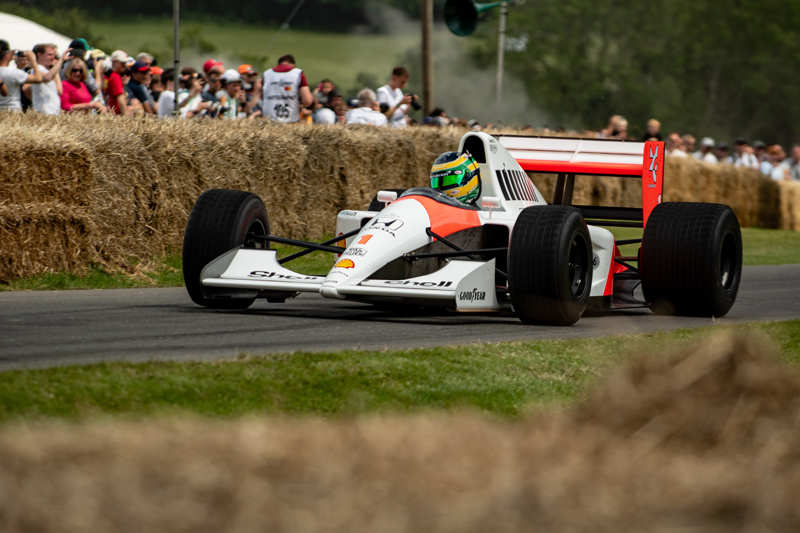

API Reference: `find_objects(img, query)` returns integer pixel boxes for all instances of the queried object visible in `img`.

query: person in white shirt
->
[32,43,68,114]
[732,138,759,170]
[345,89,388,126]
[157,68,193,118]
[0,49,42,111]
[666,132,688,158]
[762,145,791,180]
[696,137,718,163]
[714,142,734,164]
[376,66,417,128]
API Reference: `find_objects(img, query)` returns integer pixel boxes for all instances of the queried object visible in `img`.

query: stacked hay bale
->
[0,113,796,281]
[0,114,459,281]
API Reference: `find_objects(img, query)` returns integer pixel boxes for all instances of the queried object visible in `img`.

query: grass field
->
[88,18,423,98]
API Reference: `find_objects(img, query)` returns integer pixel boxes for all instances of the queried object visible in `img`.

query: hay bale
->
[777,180,800,231]
[0,113,796,281]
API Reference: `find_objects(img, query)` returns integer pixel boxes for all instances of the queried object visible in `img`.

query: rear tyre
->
[508,206,592,325]
[183,189,269,309]
[640,202,742,317]
[368,188,406,211]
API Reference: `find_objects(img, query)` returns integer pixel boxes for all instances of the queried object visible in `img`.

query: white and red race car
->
[183,131,742,325]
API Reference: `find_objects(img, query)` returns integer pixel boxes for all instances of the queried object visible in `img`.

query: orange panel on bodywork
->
[394,195,481,237]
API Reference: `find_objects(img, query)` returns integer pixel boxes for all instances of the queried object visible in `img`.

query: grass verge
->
[0,243,334,291]
[1,226,796,291]
[1,320,798,423]
[609,225,800,266]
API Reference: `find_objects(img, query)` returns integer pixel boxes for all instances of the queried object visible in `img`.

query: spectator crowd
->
[0,37,471,130]
[590,114,800,182]
[1,37,798,181]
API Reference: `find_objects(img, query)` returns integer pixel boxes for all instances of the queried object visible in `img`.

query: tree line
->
[4,0,799,145]
[471,0,800,145]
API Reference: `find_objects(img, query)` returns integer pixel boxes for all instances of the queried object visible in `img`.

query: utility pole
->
[173,0,180,114]
[496,1,507,123]
[422,0,434,116]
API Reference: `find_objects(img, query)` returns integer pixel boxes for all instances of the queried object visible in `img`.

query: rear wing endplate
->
[496,135,665,228]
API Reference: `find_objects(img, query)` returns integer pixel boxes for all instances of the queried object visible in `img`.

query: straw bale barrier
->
[1,113,798,281]
[2,332,800,531]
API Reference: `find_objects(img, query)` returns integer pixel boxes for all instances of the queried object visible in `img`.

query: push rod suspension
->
[425,228,508,282]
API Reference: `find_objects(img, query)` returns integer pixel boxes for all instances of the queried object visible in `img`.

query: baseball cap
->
[715,141,728,150]
[110,50,130,63]
[131,61,151,73]
[735,138,747,145]
[753,140,766,149]
[701,137,715,148]
[203,59,224,74]
[151,66,163,75]
[237,64,258,76]
[69,38,92,51]
[221,69,243,84]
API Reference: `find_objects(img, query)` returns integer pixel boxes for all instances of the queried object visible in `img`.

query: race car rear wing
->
[495,135,665,228]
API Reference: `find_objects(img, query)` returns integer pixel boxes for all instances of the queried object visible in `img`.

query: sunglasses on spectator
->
[71,68,82,73]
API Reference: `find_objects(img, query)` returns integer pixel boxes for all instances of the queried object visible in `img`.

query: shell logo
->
[284,86,292,91]
[334,259,355,269]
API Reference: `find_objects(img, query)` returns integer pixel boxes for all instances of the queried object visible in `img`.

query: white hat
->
[221,69,242,84]
[701,137,715,148]
[110,50,130,63]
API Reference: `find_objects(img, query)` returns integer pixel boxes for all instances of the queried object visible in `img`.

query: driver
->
[429,151,481,204]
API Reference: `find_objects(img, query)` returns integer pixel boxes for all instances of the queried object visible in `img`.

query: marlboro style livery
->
[183,132,742,325]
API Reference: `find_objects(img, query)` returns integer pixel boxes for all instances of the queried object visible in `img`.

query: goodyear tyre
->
[508,206,592,325]
[183,189,269,309]
[640,202,742,317]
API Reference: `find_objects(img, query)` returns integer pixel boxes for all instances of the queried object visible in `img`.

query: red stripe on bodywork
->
[516,159,643,176]
[394,195,481,236]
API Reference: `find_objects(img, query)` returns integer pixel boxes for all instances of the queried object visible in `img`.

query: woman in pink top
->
[61,58,106,113]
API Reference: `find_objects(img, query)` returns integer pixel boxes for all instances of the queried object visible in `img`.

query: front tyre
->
[640,202,742,317]
[183,189,269,309]
[508,206,592,326]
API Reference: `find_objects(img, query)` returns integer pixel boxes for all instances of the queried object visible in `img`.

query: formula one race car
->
[182,131,742,325]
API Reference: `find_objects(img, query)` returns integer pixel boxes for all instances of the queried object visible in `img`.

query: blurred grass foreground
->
[1,331,798,531]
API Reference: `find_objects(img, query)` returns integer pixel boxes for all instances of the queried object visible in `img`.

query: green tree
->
[473,0,800,144]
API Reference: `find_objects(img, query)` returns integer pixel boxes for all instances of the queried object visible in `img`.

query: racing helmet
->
[429,151,481,204]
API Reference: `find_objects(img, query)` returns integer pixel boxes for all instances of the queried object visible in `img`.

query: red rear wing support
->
[496,136,665,228]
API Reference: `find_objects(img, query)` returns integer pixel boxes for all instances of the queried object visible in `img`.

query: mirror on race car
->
[480,196,501,208]
[377,190,399,204]
[479,196,502,214]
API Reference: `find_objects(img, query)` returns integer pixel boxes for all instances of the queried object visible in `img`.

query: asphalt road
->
[1,264,798,370]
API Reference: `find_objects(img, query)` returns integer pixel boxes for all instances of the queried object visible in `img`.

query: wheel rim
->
[719,231,738,291]
[244,219,267,249]
[568,235,589,299]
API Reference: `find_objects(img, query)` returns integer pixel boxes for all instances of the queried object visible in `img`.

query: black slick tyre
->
[508,206,592,326]
[640,202,742,317]
[183,189,269,309]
